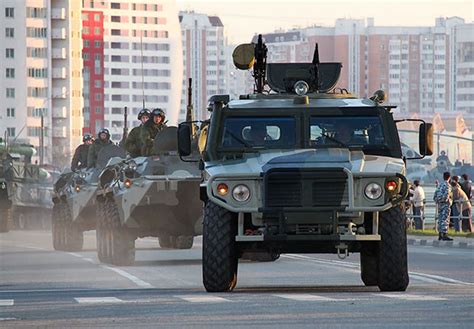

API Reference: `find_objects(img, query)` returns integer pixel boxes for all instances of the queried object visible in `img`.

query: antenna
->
[140,32,146,109]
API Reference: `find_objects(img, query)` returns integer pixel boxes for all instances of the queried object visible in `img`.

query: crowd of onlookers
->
[406,173,472,240]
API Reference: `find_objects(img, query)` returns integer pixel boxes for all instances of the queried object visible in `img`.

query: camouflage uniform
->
[87,139,113,168]
[140,121,166,156]
[433,180,452,234]
[124,125,144,158]
[71,144,90,171]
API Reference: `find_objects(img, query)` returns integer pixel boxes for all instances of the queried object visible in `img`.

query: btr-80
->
[178,36,433,292]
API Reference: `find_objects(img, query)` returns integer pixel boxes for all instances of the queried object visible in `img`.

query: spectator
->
[433,171,453,241]
[460,174,472,232]
[451,180,463,232]
[412,180,425,230]
[461,174,472,200]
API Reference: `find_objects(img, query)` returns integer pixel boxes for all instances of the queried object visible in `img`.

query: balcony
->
[52,48,66,59]
[52,87,67,99]
[52,106,67,118]
[52,127,67,138]
[52,67,67,79]
[51,8,66,20]
[52,28,66,39]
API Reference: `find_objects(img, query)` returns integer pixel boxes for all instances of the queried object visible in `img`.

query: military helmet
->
[98,128,110,139]
[83,133,93,143]
[151,108,166,121]
[138,108,151,120]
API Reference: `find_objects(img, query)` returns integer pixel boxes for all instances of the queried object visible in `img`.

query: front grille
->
[265,168,348,209]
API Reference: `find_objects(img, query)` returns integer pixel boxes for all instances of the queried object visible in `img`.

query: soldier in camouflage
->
[433,171,453,241]
[71,134,94,171]
[140,108,167,156]
[87,128,113,169]
[125,109,150,157]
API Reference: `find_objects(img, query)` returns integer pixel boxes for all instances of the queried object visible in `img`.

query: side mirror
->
[419,123,433,156]
[177,124,192,157]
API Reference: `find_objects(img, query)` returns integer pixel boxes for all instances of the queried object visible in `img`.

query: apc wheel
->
[52,202,83,252]
[0,204,11,233]
[174,235,194,249]
[360,243,378,286]
[101,197,135,266]
[96,199,110,263]
[202,201,238,292]
[158,235,173,249]
[377,206,409,291]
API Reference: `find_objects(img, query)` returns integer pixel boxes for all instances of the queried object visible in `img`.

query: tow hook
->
[336,243,349,260]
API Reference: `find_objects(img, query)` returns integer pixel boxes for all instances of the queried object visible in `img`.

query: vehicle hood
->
[205,149,405,176]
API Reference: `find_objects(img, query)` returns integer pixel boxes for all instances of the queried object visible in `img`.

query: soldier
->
[125,109,150,157]
[87,128,113,168]
[140,108,167,156]
[71,134,94,171]
[433,171,453,241]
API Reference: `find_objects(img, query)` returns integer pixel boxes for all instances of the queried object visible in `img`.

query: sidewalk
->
[407,234,474,249]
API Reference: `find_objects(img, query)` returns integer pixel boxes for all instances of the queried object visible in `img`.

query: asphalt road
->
[0,230,473,328]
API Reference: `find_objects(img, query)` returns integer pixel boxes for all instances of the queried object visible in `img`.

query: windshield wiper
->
[321,133,348,148]
[226,131,253,148]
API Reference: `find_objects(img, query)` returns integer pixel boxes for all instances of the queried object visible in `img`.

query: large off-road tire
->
[52,202,83,251]
[377,206,409,291]
[98,197,135,266]
[0,204,11,233]
[360,243,378,286]
[202,201,238,292]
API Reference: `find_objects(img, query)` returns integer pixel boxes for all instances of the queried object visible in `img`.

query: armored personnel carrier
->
[95,126,202,266]
[178,36,433,292]
[51,145,126,251]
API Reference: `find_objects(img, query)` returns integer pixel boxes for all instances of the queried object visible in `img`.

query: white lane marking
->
[101,265,154,289]
[275,294,338,302]
[177,295,231,303]
[378,294,447,301]
[0,318,17,321]
[66,251,154,288]
[409,271,473,285]
[0,300,14,306]
[283,254,473,286]
[75,297,123,304]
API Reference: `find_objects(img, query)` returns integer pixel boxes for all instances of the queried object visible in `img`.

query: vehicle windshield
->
[220,116,296,150]
[310,116,386,148]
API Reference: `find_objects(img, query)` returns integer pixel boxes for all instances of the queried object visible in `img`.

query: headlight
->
[128,160,137,171]
[0,182,6,190]
[294,80,309,96]
[79,172,87,179]
[364,183,382,200]
[232,184,250,202]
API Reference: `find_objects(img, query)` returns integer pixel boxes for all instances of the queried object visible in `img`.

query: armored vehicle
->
[52,145,125,251]
[0,142,14,232]
[95,126,202,266]
[178,36,433,292]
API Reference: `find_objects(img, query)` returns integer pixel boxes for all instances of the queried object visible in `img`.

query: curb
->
[407,238,474,250]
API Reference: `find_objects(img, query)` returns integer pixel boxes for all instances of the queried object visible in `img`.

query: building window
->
[94,40,101,48]
[94,13,101,21]
[111,3,121,9]
[94,27,101,35]
[6,108,15,117]
[95,107,102,113]
[5,8,14,18]
[6,128,15,137]
[95,94,102,101]
[6,68,14,78]
[94,80,101,88]
[83,27,90,35]
[6,88,15,98]
[83,53,90,60]
[111,15,120,22]
[6,48,14,58]
[84,40,90,47]
[5,28,14,38]
[111,29,121,36]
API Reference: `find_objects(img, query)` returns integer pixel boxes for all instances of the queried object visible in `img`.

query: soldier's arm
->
[71,147,80,171]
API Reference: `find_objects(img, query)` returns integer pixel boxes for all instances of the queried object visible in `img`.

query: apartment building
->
[82,0,183,142]
[179,11,226,122]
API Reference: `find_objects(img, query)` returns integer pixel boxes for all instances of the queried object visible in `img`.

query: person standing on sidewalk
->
[459,174,472,232]
[412,180,425,230]
[433,171,453,241]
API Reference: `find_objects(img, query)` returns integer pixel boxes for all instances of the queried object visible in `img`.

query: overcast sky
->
[177,0,473,44]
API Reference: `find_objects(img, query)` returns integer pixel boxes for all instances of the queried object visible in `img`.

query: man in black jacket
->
[87,128,113,168]
[71,134,94,171]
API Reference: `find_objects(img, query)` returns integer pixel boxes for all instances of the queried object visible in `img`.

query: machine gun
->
[253,34,267,93]
[119,106,128,147]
